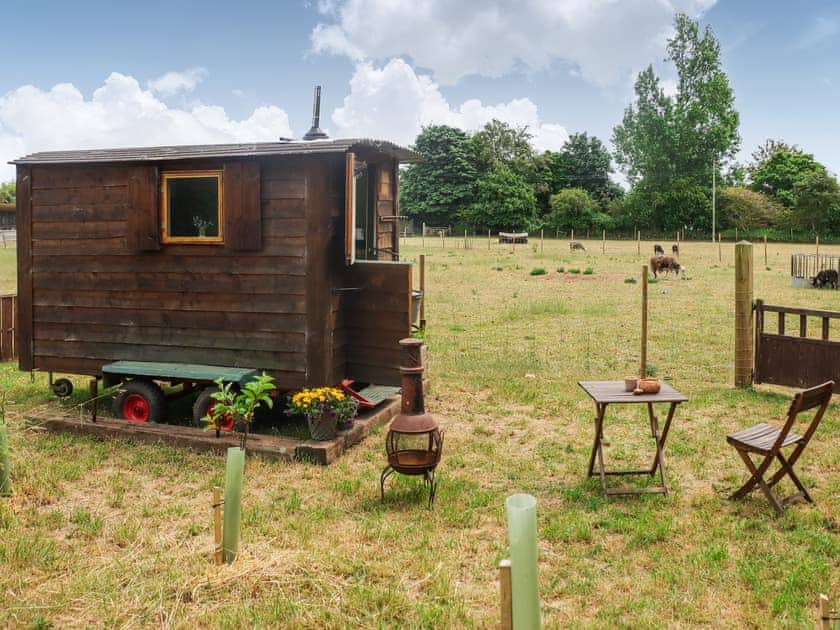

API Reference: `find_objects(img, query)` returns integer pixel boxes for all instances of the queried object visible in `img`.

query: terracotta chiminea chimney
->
[302,85,329,141]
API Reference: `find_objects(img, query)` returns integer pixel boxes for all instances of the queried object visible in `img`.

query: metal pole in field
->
[735,242,754,388]
[419,254,426,328]
[540,229,544,254]
[718,234,722,262]
[641,265,648,378]
[712,156,716,244]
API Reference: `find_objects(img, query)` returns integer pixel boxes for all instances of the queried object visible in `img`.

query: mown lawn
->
[0,238,838,628]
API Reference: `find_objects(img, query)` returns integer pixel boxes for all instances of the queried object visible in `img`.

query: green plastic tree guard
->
[506,493,540,629]
[222,446,245,563]
[0,424,11,497]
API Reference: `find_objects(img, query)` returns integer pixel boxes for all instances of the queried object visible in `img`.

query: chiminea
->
[380,338,443,509]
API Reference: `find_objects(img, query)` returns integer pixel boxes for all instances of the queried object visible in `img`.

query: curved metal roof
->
[10,137,421,165]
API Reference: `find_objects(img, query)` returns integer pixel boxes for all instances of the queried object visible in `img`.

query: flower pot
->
[307,414,337,441]
[338,418,354,431]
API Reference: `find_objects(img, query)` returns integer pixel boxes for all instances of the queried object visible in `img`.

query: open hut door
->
[345,152,399,264]
[341,151,412,386]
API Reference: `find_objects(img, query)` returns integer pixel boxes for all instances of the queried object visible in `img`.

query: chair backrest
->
[779,381,835,449]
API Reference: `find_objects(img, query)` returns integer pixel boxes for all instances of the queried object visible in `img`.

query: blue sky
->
[1,0,838,183]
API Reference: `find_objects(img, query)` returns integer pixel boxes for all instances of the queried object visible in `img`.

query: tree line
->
[401,14,840,239]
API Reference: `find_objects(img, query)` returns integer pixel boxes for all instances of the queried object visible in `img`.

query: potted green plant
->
[285,386,359,441]
[202,372,275,450]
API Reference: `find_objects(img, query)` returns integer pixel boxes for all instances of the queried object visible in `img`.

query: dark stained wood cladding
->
[127,166,160,251]
[16,166,33,370]
[340,262,411,386]
[224,161,261,251]
[24,159,308,385]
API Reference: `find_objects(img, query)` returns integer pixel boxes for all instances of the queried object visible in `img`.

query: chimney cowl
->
[302,85,329,141]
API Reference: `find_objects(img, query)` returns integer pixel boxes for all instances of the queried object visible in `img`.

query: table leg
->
[587,403,607,495]
[648,406,668,496]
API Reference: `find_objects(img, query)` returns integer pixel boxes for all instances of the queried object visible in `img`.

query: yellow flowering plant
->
[285,386,359,429]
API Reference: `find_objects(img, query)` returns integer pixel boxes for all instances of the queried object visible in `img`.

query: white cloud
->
[0,72,293,181]
[146,67,208,96]
[312,0,717,85]
[331,59,568,151]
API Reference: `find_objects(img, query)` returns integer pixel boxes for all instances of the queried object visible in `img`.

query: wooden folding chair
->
[727,380,834,514]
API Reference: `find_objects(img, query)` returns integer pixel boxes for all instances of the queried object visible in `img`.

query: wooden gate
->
[754,299,840,391]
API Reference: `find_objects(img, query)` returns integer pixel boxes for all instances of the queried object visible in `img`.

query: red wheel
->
[113,380,166,423]
[193,386,237,432]
[122,394,150,422]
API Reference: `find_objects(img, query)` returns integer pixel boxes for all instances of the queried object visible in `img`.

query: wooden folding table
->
[578,381,688,497]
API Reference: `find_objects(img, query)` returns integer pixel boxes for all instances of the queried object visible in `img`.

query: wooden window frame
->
[160,170,224,245]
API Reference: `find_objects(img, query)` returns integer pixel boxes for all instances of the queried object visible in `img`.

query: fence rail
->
[0,294,17,361]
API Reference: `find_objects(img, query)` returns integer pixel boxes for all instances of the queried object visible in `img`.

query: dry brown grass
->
[0,237,838,628]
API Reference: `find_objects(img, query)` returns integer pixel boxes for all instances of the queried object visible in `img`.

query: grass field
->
[0,238,838,628]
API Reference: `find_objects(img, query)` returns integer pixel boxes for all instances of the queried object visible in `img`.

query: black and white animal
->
[570,241,587,252]
[811,269,839,289]
[654,244,665,255]
[650,255,686,278]
[672,243,679,256]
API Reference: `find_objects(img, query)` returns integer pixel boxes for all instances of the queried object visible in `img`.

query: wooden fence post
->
[213,486,223,565]
[419,254,426,329]
[637,230,641,256]
[735,242,754,388]
[641,265,648,378]
[602,229,605,254]
[499,558,512,630]
[422,222,425,248]
[540,229,544,254]
[763,234,767,267]
[488,229,491,250]
[816,234,820,255]
[718,233,722,262]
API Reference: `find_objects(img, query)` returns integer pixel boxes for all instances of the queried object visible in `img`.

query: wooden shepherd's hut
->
[12,136,420,394]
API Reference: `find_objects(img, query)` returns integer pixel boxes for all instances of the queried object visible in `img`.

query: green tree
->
[792,170,840,233]
[550,133,617,203]
[471,119,534,171]
[0,182,14,204]
[460,167,537,232]
[612,13,739,231]
[400,125,479,226]
[546,188,608,232]
[748,144,826,207]
[717,187,783,231]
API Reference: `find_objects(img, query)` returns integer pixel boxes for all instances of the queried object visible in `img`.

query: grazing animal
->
[672,243,679,256]
[811,269,839,289]
[650,255,685,279]
[570,241,587,252]
[654,244,665,255]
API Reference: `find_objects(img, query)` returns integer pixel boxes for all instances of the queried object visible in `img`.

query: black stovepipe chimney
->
[302,85,329,140]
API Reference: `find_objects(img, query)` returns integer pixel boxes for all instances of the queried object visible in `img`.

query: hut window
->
[160,170,223,243]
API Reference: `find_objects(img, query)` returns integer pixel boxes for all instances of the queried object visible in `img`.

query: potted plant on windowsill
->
[286,387,359,441]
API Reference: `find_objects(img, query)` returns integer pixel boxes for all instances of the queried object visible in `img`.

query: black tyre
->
[193,385,239,432]
[112,379,166,423]
[51,377,74,398]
